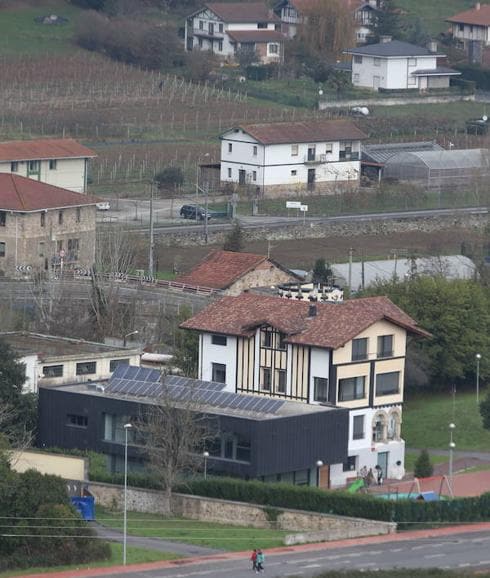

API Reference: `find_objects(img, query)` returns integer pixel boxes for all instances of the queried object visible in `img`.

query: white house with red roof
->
[0,174,98,277]
[185,2,284,63]
[181,293,429,487]
[447,2,490,64]
[0,138,96,193]
[220,119,367,196]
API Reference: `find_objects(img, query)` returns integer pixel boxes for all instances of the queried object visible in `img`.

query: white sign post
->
[286,200,302,218]
[300,204,308,225]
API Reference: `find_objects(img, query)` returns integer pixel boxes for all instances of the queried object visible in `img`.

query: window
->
[198,37,203,48]
[212,362,226,383]
[353,415,364,440]
[377,334,393,358]
[227,167,232,178]
[352,338,368,361]
[459,23,464,31]
[252,171,257,181]
[388,411,400,440]
[325,143,333,154]
[253,145,258,156]
[28,160,40,173]
[0,242,5,258]
[235,435,251,462]
[353,73,360,83]
[291,144,298,156]
[10,161,18,172]
[49,159,57,170]
[66,414,88,428]
[56,240,63,253]
[261,367,272,391]
[257,22,267,29]
[313,377,329,402]
[278,332,287,350]
[68,238,79,260]
[374,57,381,66]
[407,74,416,86]
[199,20,203,30]
[228,142,232,153]
[354,55,362,64]
[294,469,310,485]
[339,142,355,160]
[40,212,45,227]
[372,415,386,442]
[291,170,297,176]
[76,207,81,223]
[110,359,130,372]
[338,376,365,401]
[224,436,234,459]
[219,23,223,33]
[277,369,287,393]
[218,39,223,51]
[376,371,400,396]
[268,43,279,54]
[261,330,272,348]
[58,211,63,225]
[38,241,45,257]
[211,334,227,346]
[0,211,5,227]
[76,361,96,375]
[343,455,357,472]
[43,364,64,377]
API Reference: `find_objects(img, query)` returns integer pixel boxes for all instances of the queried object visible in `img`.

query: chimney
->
[476,2,481,10]
[379,35,392,43]
[308,304,317,318]
[427,40,438,53]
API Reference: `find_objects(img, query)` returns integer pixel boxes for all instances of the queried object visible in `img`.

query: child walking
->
[256,549,265,573]
[250,549,257,573]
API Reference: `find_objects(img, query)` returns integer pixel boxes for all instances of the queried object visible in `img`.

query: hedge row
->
[455,64,490,90]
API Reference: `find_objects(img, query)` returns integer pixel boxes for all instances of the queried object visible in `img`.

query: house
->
[37,365,349,485]
[447,2,490,64]
[185,2,284,64]
[343,37,461,91]
[275,0,381,44]
[0,331,140,394]
[181,293,430,487]
[0,174,98,277]
[175,250,300,295]
[220,120,367,196]
[0,139,96,193]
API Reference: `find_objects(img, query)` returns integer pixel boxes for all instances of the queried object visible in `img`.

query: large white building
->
[344,38,460,91]
[447,2,490,64]
[0,139,96,193]
[181,293,429,488]
[220,119,367,196]
[185,2,284,64]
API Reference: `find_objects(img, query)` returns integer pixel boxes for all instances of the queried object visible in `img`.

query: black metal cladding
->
[38,387,349,479]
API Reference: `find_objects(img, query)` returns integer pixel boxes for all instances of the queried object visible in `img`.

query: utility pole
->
[148,182,155,277]
[348,247,353,294]
[204,181,209,244]
[361,252,365,291]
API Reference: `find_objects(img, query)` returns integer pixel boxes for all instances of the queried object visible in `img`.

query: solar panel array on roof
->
[165,374,226,391]
[112,364,161,382]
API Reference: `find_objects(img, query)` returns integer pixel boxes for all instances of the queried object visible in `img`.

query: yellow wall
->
[10,450,87,481]
[336,362,370,408]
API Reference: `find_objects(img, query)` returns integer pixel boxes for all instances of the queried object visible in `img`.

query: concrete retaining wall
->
[88,481,396,544]
[319,93,475,110]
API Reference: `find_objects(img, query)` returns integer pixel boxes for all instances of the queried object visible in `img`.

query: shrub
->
[480,390,490,430]
[154,167,184,190]
[414,449,434,479]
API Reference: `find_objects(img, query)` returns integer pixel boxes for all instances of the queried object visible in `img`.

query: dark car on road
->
[180,204,210,220]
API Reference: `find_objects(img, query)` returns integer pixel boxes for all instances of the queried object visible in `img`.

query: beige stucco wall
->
[226,261,296,295]
[11,450,87,480]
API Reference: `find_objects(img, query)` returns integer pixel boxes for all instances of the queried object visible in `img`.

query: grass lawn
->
[394,0,475,36]
[404,450,448,473]
[0,543,178,577]
[403,388,490,451]
[96,507,289,551]
[308,571,489,578]
[0,1,82,55]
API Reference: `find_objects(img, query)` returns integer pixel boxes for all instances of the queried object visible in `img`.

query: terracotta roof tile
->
[227,30,285,43]
[291,0,367,13]
[181,293,430,347]
[447,4,490,26]
[176,250,271,289]
[232,119,367,144]
[0,138,96,162]
[205,2,280,22]
[0,174,99,211]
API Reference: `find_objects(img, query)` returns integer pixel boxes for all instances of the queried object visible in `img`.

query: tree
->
[414,449,433,478]
[371,0,403,41]
[173,306,199,378]
[312,258,333,284]
[236,46,260,70]
[223,221,244,252]
[154,167,184,191]
[481,390,490,430]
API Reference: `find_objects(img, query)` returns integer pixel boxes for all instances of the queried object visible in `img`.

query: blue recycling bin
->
[71,496,95,521]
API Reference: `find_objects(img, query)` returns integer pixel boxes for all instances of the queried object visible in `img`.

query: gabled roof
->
[0,138,96,162]
[447,4,490,26]
[345,39,444,57]
[362,141,444,164]
[181,293,430,348]
[0,174,99,212]
[223,120,367,145]
[227,30,285,43]
[203,2,280,23]
[411,67,460,76]
[281,0,373,14]
[176,250,293,290]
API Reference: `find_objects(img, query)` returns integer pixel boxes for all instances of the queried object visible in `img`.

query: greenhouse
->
[383,148,490,189]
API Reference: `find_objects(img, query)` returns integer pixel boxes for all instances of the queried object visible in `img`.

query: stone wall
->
[319,93,475,110]
[88,481,395,544]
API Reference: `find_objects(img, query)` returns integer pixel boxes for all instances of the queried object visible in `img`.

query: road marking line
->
[424,554,445,559]
[389,548,403,552]
[459,563,472,567]
[303,564,322,568]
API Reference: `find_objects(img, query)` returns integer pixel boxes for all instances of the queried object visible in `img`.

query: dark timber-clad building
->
[38,366,349,486]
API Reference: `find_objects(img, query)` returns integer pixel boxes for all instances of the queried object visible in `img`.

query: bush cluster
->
[456,64,490,90]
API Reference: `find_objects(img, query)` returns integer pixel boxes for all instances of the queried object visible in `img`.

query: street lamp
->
[123,423,133,565]
[315,460,324,488]
[448,423,456,498]
[476,353,482,404]
[123,330,138,348]
[203,451,209,480]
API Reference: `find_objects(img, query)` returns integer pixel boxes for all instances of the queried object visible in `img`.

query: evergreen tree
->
[223,221,244,253]
[414,449,433,479]
[481,391,490,430]
[312,258,333,284]
[173,306,199,378]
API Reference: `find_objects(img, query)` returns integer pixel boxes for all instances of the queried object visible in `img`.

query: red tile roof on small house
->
[447,4,490,26]
[176,250,290,290]
[205,2,280,22]
[0,174,99,212]
[291,0,369,13]
[0,138,96,162]
[227,30,285,43]
[181,293,430,348]
[227,119,367,145]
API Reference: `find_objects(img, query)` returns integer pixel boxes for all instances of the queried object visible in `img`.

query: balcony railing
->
[304,153,327,164]
[339,151,360,161]
[192,28,225,38]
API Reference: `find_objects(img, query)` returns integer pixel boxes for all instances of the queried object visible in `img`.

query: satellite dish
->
[482,115,488,122]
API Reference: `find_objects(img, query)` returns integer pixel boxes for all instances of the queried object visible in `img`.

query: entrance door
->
[377,451,389,479]
[373,75,381,90]
[307,168,315,191]
[307,145,316,161]
[209,22,214,36]
[318,464,330,489]
[238,169,246,185]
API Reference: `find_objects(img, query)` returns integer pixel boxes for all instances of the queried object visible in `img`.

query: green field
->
[403,388,490,451]
[309,571,490,578]
[394,0,476,36]
[0,542,178,577]
[404,450,449,473]
[97,507,289,551]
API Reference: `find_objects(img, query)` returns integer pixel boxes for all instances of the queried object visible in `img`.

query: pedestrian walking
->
[366,468,375,487]
[256,549,265,573]
[377,467,384,486]
[250,549,257,572]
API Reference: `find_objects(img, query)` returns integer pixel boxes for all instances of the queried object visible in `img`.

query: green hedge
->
[455,64,490,90]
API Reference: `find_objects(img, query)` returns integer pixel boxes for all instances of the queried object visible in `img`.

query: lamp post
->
[448,423,456,497]
[476,353,482,405]
[123,330,138,348]
[123,423,132,565]
[203,451,209,480]
[315,460,324,488]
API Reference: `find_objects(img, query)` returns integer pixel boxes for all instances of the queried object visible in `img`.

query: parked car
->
[180,204,210,220]
[96,201,111,211]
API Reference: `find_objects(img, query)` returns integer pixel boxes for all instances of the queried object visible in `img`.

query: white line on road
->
[424,554,445,559]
